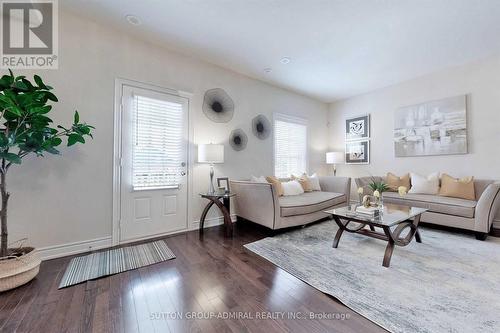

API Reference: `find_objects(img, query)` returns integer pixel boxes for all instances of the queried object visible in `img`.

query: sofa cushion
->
[439,173,475,200]
[279,191,345,217]
[282,180,304,196]
[291,174,313,192]
[386,172,411,192]
[408,172,440,195]
[383,192,477,218]
[266,176,284,196]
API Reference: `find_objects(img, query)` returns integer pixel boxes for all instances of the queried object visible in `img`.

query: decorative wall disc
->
[229,129,248,151]
[252,114,271,140]
[202,88,234,123]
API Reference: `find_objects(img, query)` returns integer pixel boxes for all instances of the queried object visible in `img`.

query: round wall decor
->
[202,88,234,123]
[252,114,271,140]
[229,129,248,151]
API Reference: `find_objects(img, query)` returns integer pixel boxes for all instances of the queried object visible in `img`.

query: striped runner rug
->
[59,240,175,289]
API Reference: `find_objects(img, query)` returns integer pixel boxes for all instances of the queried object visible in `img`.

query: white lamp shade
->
[326,151,344,164]
[198,144,224,163]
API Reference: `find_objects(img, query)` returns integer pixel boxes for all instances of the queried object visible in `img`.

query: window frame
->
[273,112,309,178]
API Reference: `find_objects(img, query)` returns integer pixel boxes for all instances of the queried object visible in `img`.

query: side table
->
[199,192,235,237]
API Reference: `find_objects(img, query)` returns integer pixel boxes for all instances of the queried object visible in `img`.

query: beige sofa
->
[355,176,500,240]
[230,176,351,230]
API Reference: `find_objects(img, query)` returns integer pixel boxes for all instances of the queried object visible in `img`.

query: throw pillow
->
[251,175,268,183]
[266,176,284,196]
[308,173,322,191]
[281,180,305,196]
[291,174,313,192]
[408,172,440,195]
[439,174,475,200]
[386,172,411,192]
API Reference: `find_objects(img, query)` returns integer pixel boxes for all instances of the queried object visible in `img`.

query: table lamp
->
[198,144,224,194]
[326,151,344,176]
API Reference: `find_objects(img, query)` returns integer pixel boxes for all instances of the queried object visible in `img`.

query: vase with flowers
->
[368,180,390,208]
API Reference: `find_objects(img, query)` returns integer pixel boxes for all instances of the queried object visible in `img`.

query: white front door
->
[119,85,189,243]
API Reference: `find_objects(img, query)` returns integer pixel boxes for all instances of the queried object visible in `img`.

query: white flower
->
[357,187,364,194]
[373,190,380,198]
[398,186,408,196]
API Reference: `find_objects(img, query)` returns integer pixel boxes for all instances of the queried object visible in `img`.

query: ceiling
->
[62,0,500,102]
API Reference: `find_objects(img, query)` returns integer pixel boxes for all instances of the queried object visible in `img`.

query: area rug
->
[59,240,175,288]
[244,221,500,333]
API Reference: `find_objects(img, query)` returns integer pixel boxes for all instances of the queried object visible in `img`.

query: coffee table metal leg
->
[383,240,395,267]
[382,226,397,267]
[332,228,344,248]
[415,229,422,243]
[332,216,345,248]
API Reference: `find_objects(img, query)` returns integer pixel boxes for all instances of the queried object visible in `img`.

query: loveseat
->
[355,176,500,240]
[230,176,351,230]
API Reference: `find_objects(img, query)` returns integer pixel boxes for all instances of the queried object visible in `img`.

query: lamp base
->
[208,164,215,194]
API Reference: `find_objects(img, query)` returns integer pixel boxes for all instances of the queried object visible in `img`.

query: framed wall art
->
[345,140,370,164]
[394,95,467,157]
[345,114,370,141]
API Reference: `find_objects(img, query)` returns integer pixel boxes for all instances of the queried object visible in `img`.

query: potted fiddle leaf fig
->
[0,70,93,292]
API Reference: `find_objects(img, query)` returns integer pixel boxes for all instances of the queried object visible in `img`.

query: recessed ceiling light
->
[125,14,142,26]
[280,57,291,64]
[264,68,272,73]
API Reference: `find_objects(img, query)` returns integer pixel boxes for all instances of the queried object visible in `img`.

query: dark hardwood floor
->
[0,222,386,333]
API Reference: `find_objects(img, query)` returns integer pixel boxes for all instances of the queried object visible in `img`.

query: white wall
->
[8,10,329,253]
[328,55,500,224]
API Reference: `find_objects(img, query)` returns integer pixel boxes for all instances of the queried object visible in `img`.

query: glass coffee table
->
[324,204,428,267]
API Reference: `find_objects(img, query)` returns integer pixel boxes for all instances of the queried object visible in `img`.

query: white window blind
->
[132,94,184,190]
[274,115,308,178]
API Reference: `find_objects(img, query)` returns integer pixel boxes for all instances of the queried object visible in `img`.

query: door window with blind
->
[274,113,308,178]
[132,94,184,190]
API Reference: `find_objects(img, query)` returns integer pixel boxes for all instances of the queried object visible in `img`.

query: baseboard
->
[191,214,237,230]
[35,215,237,261]
[35,236,113,261]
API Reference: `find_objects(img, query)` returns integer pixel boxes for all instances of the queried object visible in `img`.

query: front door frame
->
[112,78,194,245]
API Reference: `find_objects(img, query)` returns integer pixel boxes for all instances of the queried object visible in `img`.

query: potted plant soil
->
[0,70,93,292]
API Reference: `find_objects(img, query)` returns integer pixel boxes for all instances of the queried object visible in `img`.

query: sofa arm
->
[475,183,500,233]
[230,180,279,229]
[318,176,351,202]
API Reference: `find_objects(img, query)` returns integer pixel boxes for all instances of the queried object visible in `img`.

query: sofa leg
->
[475,232,488,241]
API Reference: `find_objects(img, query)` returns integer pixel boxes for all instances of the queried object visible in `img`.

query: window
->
[132,94,184,190]
[274,114,308,178]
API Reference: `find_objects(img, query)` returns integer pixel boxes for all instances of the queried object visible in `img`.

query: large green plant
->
[0,70,93,257]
